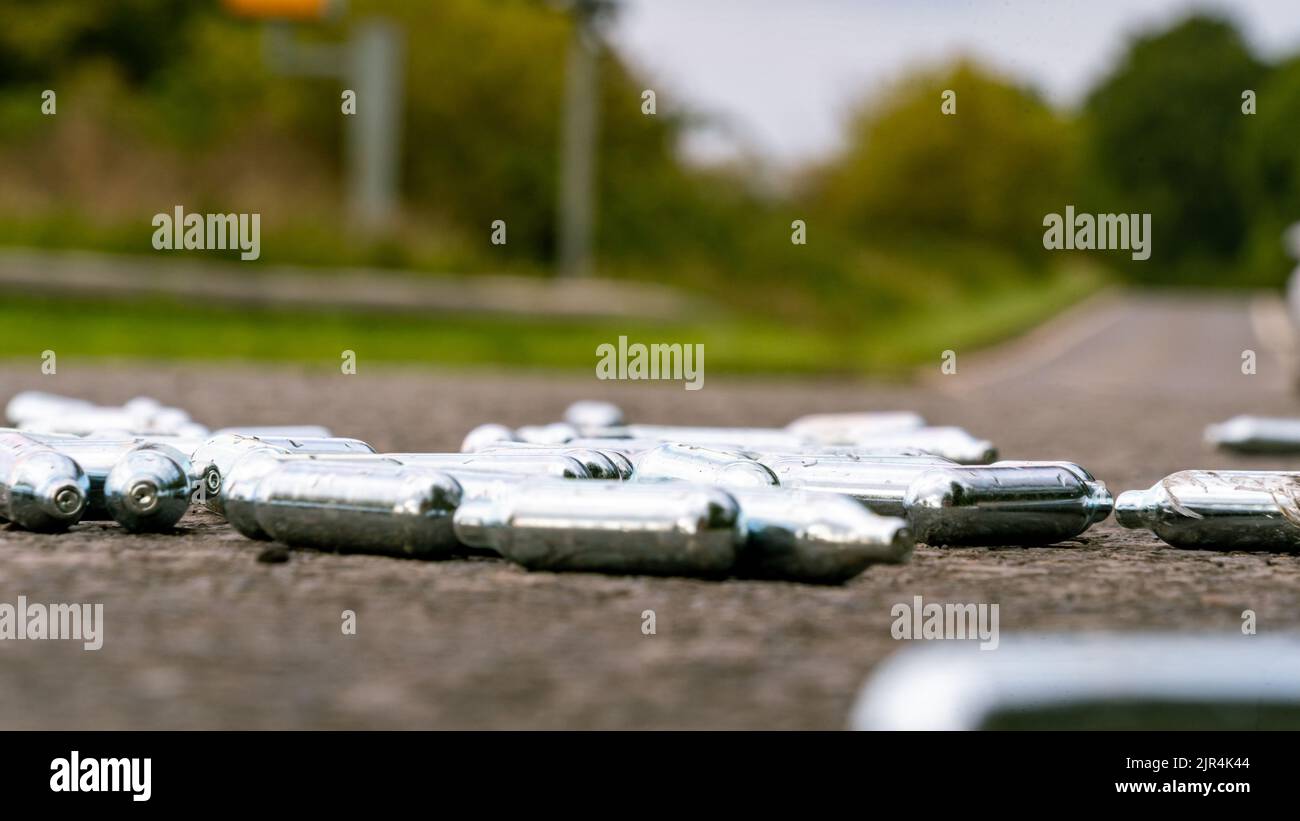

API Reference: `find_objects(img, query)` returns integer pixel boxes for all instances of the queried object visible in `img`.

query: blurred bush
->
[1082,16,1265,283]
[815,61,1078,260]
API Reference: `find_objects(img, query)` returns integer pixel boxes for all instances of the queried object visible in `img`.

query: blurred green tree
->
[813,61,1078,259]
[0,0,206,84]
[1238,56,1300,284]
[1083,15,1264,282]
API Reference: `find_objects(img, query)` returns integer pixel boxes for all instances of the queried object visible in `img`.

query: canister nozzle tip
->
[1113,490,1149,528]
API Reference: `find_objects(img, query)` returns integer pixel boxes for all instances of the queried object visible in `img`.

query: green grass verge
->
[0,264,1102,376]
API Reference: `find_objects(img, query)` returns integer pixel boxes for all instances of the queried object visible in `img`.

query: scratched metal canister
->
[1205,416,1300,454]
[904,464,1114,546]
[563,400,625,428]
[1115,470,1300,550]
[41,439,192,524]
[191,434,377,514]
[729,488,913,584]
[632,444,779,487]
[249,461,463,557]
[785,411,927,444]
[453,480,741,577]
[103,443,194,532]
[0,432,89,532]
[471,443,630,479]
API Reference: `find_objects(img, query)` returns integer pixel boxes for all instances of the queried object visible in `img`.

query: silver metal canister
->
[765,457,1111,545]
[785,411,927,443]
[583,424,809,451]
[191,434,377,514]
[904,464,1114,546]
[563,400,625,428]
[1205,416,1300,453]
[384,452,592,479]
[215,425,334,439]
[460,423,517,452]
[41,439,192,526]
[0,432,89,532]
[632,444,779,487]
[5,391,96,424]
[249,461,463,557]
[1115,470,1300,550]
[844,427,998,464]
[729,488,912,583]
[103,443,194,532]
[453,480,741,576]
[762,456,934,515]
[466,444,626,479]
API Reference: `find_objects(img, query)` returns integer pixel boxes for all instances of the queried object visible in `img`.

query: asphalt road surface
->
[3,291,1300,729]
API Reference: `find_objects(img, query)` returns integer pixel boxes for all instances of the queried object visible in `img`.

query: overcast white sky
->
[608,0,1300,164]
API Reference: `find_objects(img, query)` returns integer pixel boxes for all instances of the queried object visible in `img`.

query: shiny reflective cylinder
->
[385,452,592,479]
[762,456,936,515]
[513,423,580,445]
[632,444,779,488]
[785,411,926,443]
[5,391,95,424]
[1205,416,1300,453]
[846,427,998,464]
[0,432,89,532]
[221,451,287,540]
[766,457,1111,544]
[730,488,913,584]
[1115,470,1300,550]
[582,424,810,451]
[8,392,204,436]
[103,443,194,532]
[191,434,377,514]
[466,444,627,479]
[250,462,463,557]
[215,425,334,439]
[453,480,741,576]
[80,432,207,458]
[904,464,1113,546]
[563,400,625,428]
[460,423,517,452]
[42,440,192,528]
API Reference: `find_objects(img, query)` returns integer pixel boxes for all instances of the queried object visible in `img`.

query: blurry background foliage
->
[0,2,1297,370]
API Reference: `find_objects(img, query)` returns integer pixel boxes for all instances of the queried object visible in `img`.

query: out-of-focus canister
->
[563,400,625,429]
[785,411,927,444]
[1205,416,1300,454]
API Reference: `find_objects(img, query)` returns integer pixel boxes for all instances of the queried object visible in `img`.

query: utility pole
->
[556,1,616,278]
[225,1,402,234]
